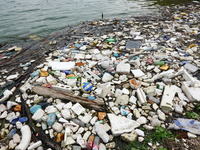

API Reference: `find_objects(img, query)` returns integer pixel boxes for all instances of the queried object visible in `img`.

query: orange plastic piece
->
[76,62,84,66]
[98,112,107,120]
[188,44,196,48]
[40,71,49,77]
[14,105,21,112]
[66,74,75,78]
[56,133,64,142]
[160,65,169,71]
[129,79,141,89]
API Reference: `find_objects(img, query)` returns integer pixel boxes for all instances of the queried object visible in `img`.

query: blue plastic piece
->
[82,42,88,45]
[47,113,56,126]
[163,35,170,41]
[11,117,28,125]
[30,71,40,78]
[184,54,189,57]
[30,105,41,114]
[88,96,95,100]
[6,52,12,56]
[64,70,72,75]
[113,53,119,57]
[71,50,80,53]
[74,43,83,48]
[119,53,124,57]
[131,57,138,60]
[98,74,103,78]
[182,61,187,65]
[60,46,67,50]
[7,128,17,139]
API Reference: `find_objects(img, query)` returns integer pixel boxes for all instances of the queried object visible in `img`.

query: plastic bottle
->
[71,118,90,127]
[47,113,56,126]
[92,136,100,150]
[86,135,95,150]
[147,95,160,104]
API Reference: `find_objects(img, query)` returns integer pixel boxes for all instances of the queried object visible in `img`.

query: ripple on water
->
[0,0,192,44]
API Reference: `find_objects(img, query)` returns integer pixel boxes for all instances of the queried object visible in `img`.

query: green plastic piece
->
[49,71,55,75]
[154,61,165,66]
[68,76,79,79]
[106,39,115,42]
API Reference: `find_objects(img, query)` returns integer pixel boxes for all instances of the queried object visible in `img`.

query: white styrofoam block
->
[95,83,112,98]
[102,73,113,82]
[78,113,92,124]
[48,61,75,71]
[182,81,200,102]
[116,63,130,74]
[131,69,145,78]
[74,54,85,60]
[136,88,147,104]
[71,103,85,115]
[184,63,198,73]
[108,113,140,136]
[95,123,109,143]
[160,85,177,110]
[32,109,45,121]
[52,122,63,132]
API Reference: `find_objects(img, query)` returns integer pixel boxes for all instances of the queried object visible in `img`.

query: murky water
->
[0,0,192,44]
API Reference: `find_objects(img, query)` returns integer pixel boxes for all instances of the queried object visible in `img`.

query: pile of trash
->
[0,1,200,150]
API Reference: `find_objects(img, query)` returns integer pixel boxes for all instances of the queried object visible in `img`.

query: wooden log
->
[32,86,104,111]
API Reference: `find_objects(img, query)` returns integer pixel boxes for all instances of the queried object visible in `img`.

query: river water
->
[0,0,192,44]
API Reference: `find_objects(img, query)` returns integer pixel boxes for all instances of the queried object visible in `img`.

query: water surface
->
[0,0,192,44]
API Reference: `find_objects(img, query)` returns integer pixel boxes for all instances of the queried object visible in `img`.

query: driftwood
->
[20,94,62,150]
[32,86,104,111]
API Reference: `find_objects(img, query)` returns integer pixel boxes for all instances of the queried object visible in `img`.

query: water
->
[0,0,192,44]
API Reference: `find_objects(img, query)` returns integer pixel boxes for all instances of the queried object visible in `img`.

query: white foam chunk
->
[48,61,75,70]
[108,113,140,136]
